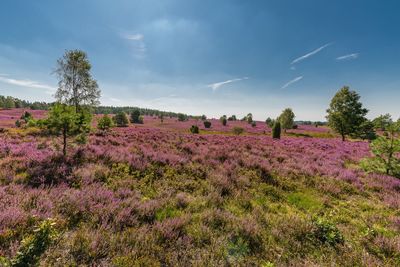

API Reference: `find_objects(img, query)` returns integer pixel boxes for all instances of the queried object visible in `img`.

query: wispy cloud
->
[336,53,359,61]
[0,74,56,93]
[208,77,249,91]
[120,32,147,58]
[291,43,332,65]
[123,33,144,41]
[281,76,303,89]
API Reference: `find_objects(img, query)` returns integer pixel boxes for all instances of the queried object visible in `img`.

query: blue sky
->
[0,0,399,120]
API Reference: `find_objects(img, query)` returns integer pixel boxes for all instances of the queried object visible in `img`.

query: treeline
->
[0,95,51,110]
[0,95,192,119]
[94,106,191,119]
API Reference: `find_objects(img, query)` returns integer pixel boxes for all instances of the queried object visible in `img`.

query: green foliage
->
[353,120,377,141]
[312,217,344,246]
[177,113,188,122]
[190,125,199,134]
[228,115,237,121]
[10,219,57,267]
[204,121,212,128]
[46,103,92,156]
[113,112,129,127]
[97,114,114,131]
[251,121,256,127]
[20,111,33,122]
[232,127,244,135]
[246,113,253,124]
[15,120,22,128]
[361,125,400,177]
[220,115,227,126]
[54,49,100,111]
[372,113,393,131]
[130,109,143,124]
[272,121,281,139]
[279,108,295,132]
[326,86,368,141]
[265,117,274,127]
[201,114,207,120]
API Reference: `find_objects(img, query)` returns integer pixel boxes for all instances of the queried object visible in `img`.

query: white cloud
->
[281,76,303,89]
[123,33,144,41]
[208,77,249,91]
[336,53,359,61]
[0,74,56,93]
[291,43,332,65]
[120,32,147,58]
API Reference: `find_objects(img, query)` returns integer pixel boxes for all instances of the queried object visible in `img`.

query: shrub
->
[9,219,58,266]
[97,114,114,131]
[113,112,129,127]
[272,121,281,139]
[204,121,212,128]
[21,111,33,122]
[265,117,274,127]
[130,109,143,124]
[232,127,244,135]
[312,217,344,246]
[220,116,227,126]
[251,121,256,127]
[360,131,400,177]
[190,125,199,134]
[15,119,22,128]
[292,124,298,129]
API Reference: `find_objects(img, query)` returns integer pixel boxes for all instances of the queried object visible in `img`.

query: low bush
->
[190,125,199,134]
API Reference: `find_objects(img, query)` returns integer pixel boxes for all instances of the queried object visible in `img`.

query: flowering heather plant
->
[0,108,399,265]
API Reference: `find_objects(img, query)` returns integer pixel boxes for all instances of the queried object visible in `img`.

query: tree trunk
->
[341,133,345,142]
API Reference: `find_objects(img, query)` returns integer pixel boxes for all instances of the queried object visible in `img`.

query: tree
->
[201,115,207,121]
[326,86,368,141]
[4,96,15,109]
[54,49,100,112]
[46,103,91,156]
[265,117,274,127]
[130,109,143,124]
[113,111,129,127]
[353,120,377,141]
[279,108,295,132]
[97,114,114,131]
[228,115,237,121]
[361,123,400,177]
[178,113,188,121]
[190,125,199,134]
[272,121,281,139]
[204,121,212,128]
[220,115,227,126]
[246,113,253,124]
[372,114,393,131]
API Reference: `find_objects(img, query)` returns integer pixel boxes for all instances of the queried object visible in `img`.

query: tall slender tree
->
[54,50,100,112]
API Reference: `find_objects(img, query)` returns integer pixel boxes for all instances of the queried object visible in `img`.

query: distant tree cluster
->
[0,95,51,110]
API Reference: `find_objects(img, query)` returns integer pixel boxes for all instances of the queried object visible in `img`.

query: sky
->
[0,0,399,121]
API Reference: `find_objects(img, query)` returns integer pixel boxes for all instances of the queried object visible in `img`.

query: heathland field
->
[0,108,399,266]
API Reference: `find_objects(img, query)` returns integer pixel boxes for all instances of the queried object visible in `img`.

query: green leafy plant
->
[4,219,58,267]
